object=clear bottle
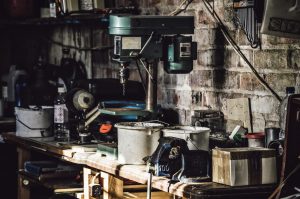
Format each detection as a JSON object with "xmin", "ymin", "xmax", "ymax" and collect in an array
[
  {"xmin": 54, "ymin": 86, "xmax": 70, "ymax": 142},
  {"xmin": 279, "ymin": 87, "xmax": 295, "ymax": 139}
]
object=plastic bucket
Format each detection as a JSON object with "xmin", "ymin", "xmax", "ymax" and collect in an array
[
  {"xmin": 15, "ymin": 106, "xmax": 54, "ymax": 137},
  {"xmin": 115, "ymin": 122, "xmax": 164, "ymax": 164},
  {"xmin": 162, "ymin": 126, "xmax": 211, "ymax": 151}
]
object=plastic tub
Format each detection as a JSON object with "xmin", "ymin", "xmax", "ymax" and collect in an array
[
  {"xmin": 246, "ymin": 133, "xmax": 265, "ymax": 148},
  {"xmin": 162, "ymin": 126, "xmax": 211, "ymax": 151},
  {"xmin": 115, "ymin": 122, "xmax": 164, "ymax": 164},
  {"xmin": 15, "ymin": 106, "xmax": 54, "ymax": 137}
]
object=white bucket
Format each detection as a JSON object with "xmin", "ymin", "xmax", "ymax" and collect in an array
[
  {"xmin": 15, "ymin": 106, "xmax": 54, "ymax": 137},
  {"xmin": 162, "ymin": 126, "xmax": 211, "ymax": 151},
  {"xmin": 115, "ymin": 122, "xmax": 164, "ymax": 164}
]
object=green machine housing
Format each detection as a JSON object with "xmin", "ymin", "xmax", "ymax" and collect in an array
[{"xmin": 109, "ymin": 15, "xmax": 197, "ymax": 74}]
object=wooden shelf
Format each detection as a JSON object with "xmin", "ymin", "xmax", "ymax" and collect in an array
[
  {"xmin": 18, "ymin": 169, "xmax": 83, "ymax": 193},
  {"xmin": 0, "ymin": 14, "xmax": 109, "ymax": 28}
]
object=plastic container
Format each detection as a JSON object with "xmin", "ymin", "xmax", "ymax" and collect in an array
[
  {"xmin": 162, "ymin": 126, "xmax": 211, "ymax": 151},
  {"xmin": 15, "ymin": 106, "xmax": 54, "ymax": 137},
  {"xmin": 115, "ymin": 122, "xmax": 164, "ymax": 164},
  {"xmin": 246, "ymin": 133, "xmax": 265, "ymax": 148}
]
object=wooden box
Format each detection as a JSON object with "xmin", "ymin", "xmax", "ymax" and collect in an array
[{"xmin": 212, "ymin": 147, "xmax": 277, "ymax": 186}]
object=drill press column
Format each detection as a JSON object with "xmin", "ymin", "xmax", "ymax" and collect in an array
[{"xmin": 146, "ymin": 61, "xmax": 158, "ymax": 112}]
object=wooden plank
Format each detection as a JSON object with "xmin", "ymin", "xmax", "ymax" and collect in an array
[
  {"xmin": 101, "ymin": 171, "xmax": 123, "ymax": 199},
  {"xmin": 17, "ymin": 147, "xmax": 31, "ymax": 199},
  {"xmin": 227, "ymin": 98, "xmax": 253, "ymax": 133},
  {"xmin": 83, "ymin": 167, "xmax": 92, "ymax": 199}
]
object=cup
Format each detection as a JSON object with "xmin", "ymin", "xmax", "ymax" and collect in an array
[{"xmin": 265, "ymin": 128, "xmax": 280, "ymax": 148}]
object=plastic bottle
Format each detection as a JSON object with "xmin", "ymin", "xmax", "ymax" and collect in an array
[
  {"xmin": 279, "ymin": 87, "xmax": 295, "ymax": 139},
  {"xmin": 54, "ymin": 86, "xmax": 70, "ymax": 142}
]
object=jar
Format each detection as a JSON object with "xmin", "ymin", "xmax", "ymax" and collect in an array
[
  {"xmin": 5, "ymin": 0, "xmax": 34, "ymax": 18},
  {"xmin": 246, "ymin": 132, "xmax": 265, "ymax": 148}
]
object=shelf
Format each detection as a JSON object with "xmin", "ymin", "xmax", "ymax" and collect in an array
[
  {"xmin": 0, "ymin": 14, "xmax": 109, "ymax": 28},
  {"xmin": 19, "ymin": 169, "xmax": 83, "ymax": 192}
]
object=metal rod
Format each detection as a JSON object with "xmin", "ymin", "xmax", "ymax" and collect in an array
[
  {"xmin": 145, "ymin": 61, "xmax": 158, "ymax": 112},
  {"xmin": 139, "ymin": 59, "xmax": 154, "ymax": 80},
  {"xmin": 147, "ymin": 172, "xmax": 152, "ymax": 199}
]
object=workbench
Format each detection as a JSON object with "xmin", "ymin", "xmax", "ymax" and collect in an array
[{"xmin": 3, "ymin": 132, "xmax": 276, "ymax": 199}]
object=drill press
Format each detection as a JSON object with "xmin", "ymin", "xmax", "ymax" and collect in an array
[{"xmin": 109, "ymin": 15, "xmax": 197, "ymax": 113}]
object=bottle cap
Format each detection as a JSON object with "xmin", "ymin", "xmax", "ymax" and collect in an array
[{"xmin": 286, "ymin": 87, "xmax": 295, "ymax": 94}]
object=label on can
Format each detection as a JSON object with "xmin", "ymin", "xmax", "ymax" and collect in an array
[{"xmin": 54, "ymin": 104, "xmax": 68, "ymax": 123}]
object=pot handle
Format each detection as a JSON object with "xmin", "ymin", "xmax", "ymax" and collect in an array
[{"xmin": 146, "ymin": 120, "xmax": 170, "ymax": 127}]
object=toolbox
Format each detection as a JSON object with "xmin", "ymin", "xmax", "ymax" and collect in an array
[{"xmin": 212, "ymin": 147, "xmax": 277, "ymax": 186}]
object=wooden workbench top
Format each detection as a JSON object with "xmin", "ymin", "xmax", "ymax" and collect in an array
[{"xmin": 3, "ymin": 132, "xmax": 276, "ymax": 198}]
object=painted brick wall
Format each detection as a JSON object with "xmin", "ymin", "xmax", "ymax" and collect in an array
[{"xmin": 117, "ymin": 0, "xmax": 300, "ymax": 132}]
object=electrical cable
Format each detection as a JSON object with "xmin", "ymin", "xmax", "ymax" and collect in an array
[
  {"xmin": 168, "ymin": 0, "xmax": 193, "ymax": 16},
  {"xmin": 202, "ymin": 0, "xmax": 282, "ymax": 102}
]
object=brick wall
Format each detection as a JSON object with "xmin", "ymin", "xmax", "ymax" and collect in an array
[{"xmin": 116, "ymin": 0, "xmax": 300, "ymax": 132}]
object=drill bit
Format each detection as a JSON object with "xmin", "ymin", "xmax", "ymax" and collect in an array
[{"xmin": 119, "ymin": 65, "xmax": 129, "ymax": 96}]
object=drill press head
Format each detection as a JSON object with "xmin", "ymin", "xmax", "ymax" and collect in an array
[{"xmin": 109, "ymin": 15, "xmax": 197, "ymax": 95}]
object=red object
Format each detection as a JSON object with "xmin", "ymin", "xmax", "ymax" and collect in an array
[
  {"xmin": 5, "ymin": 0, "xmax": 34, "ymax": 18},
  {"xmin": 99, "ymin": 124, "xmax": 113, "ymax": 134},
  {"xmin": 246, "ymin": 132, "xmax": 265, "ymax": 139}
]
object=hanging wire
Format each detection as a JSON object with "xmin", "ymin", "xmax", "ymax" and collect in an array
[
  {"xmin": 202, "ymin": 0, "xmax": 282, "ymax": 102},
  {"xmin": 167, "ymin": 0, "xmax": 281, "ymax": 101}
]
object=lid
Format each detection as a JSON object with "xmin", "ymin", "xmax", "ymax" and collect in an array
[
  {"xmin": 162, "ymin": 126, "xmax": 210, "ymax": 134},
  {"xmin": 115, "ymin": 122, "xmax": 164, "ymax": 130},
  {"xmin": 245, "ymin": 132, "xmax": 265, "ymax": 139}
]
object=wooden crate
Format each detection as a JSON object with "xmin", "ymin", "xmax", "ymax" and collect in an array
[{"xmin": 212, "ymin": 147, "xmax": 277, "ymax": 186}]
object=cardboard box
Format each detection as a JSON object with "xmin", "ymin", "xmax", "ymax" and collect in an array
[{"xmin": 212, "ymin": 147, "xmax": 277, "ymax": 186}]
